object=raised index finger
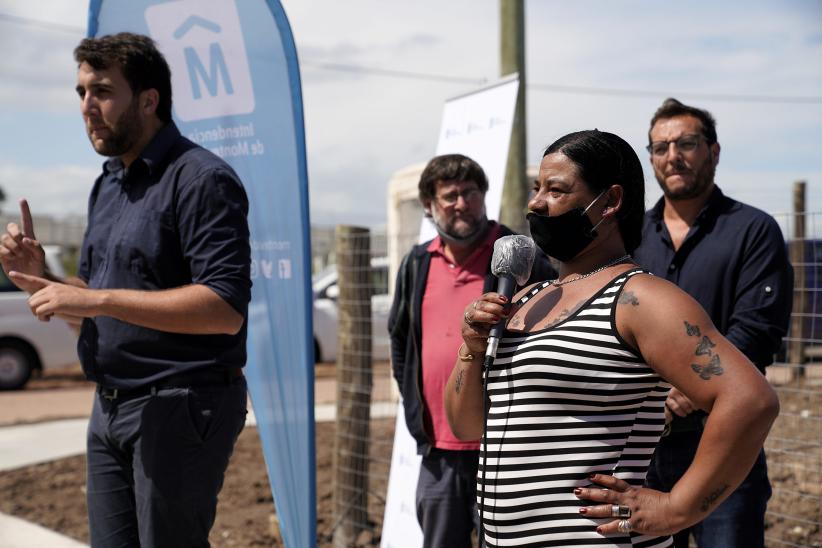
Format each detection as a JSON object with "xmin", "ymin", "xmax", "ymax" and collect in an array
[{"xmin": 19, "ymin": 199, "xmax": 35, "ymax": 239}]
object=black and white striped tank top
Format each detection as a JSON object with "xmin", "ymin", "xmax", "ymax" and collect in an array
[{"xmin": 479, "ymin": 268, "xmax": 672, "ymax": 548}]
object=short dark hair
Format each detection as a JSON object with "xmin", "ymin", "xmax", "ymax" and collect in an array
[
  {"xmin": 74, "ymin": 32, "xmax": 173, "ymax": 123},
  {"xmin": 418, "ymin": 154, "xmax": 489, "ymax": 203},
  {"xmin": 648, "ymin": 97, "xmax": 717, "ymax": 145},
  {"xmin": 543, "ymin": 130, "xmax": 645, "ymax": 253}
]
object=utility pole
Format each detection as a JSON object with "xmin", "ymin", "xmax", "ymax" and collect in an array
[{"xmin": 499, "ymin": 0, "xmax": 527, "ymax": 234}]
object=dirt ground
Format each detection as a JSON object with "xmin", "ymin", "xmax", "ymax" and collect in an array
[
  {"xmin": 0, "ymin": 421, "xmax": 394, "ymax": 547},
  {"xmin": 1, "ymin": 366, "xmax": 820, "ymax": 547},
  {"xmin": 0, "ymin": 364, "xmax": 393, "ymax": 547}
]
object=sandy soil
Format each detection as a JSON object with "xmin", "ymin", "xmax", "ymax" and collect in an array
[
  {"xmin": 1, "ymin": 365, "xmax": 820, "ymax": 547},
  {"xmin": 0, "ymin": 363, "xmax": 393, "ymax": 547}
]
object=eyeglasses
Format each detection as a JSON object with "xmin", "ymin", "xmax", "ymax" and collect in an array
[
  {"xmin": 646, "ymin": 134, "xmax": 705, "ymax": 157},
  {"xmin": 435, "ymin": 188, "xmax": 483, "ymax": 206}
]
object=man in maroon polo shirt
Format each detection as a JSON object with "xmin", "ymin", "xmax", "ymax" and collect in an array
[{"xmin": 389, "ymin": 154, "xmax": 555, "ymax": 547}]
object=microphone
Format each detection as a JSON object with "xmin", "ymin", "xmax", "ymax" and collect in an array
[
  {"xmin": 477, "ymin": 235, "xmax": 536, "ymax": 542},
  {"xmin": 484, "ymin": 235, "xmax": 536, "ymax": 362}
]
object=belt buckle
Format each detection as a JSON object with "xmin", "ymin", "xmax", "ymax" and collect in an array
[{"xmin": 101, "ymin": 388, "xmax": 119, "ymax": 401}]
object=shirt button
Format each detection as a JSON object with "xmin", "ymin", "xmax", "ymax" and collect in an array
[
  {"xmin": 765, "ymin": 286, "xmax": 773, "ymax": 293},
  {"xmin": 668, "ymin": 264, "xmax": 676, "ymax": 272}
]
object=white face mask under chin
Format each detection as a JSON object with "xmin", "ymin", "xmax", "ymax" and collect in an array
[{"xmin": 429, "ymin": 212, "xmax": 489, "ymax": 247}]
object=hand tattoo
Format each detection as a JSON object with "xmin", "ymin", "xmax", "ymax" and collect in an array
[
  {"xmin": 700, "ymin": 484, "xmax": 729, "ymax": 512},
  {"xmin": 618, "ymin": 290, "xmax": 639, "ymax": 306},
  {"xmin": 684, "ymin": 321, "xmax": 701, "ymax": 337},
  {"xmin": 691, "ymin": 354, "xmax": 724, "ymax": 380},
  {"xmin": 695, "ymin": 336, "xmax": 716, "ymax": 356},
  {"xmin": 455, "ymin": 369, "xmax": 465, "ymax": 394}
]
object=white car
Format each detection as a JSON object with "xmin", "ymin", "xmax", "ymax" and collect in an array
[
  {"xmin": 313, "ymin": 257, "xmax": 391, "ymax": 363},
  {"xmin": 0, "ymin": 246, "xmax": 80, "ymax": 389}
]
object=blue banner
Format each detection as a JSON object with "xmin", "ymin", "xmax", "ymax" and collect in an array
[{"xmin": 88, "ymin": 1, "xmax": 315, "ymax": 546}]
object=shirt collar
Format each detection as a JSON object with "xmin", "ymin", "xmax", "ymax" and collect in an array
[
  {"xmin": 101, "ymin": 121, "xmax": 181, "ymax": 179},
  {"xmin": 648, "ymin": 185, "xmax": 725, "ymax": 226}
]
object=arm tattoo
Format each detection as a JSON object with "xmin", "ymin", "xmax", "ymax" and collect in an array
[
  {"xmin": 455, "ymin": 369, "xmax": 465, "ymax": 394},
  {"xmin": 684, "ymin": 322, "xmax": 723, "ymax": 379},
  {"xmin": 691, "ymin": 354, "xmax": 724, "ymax": 380},
  {"xmin": 618, "ymin": 290, "xmax": 639, "ymax": 306},
  {"xmin": 695, "ymin": 336, "xmax": 716, "ymax": 356},
  {"xmin": 684, "ymin": 321, "xmax": 701, "ymax": 337},
  {"xmin": 699, "ymin": 484, "xmax": 729, "ymax": 512}
]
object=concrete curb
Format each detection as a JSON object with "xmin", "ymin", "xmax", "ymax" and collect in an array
[{"xmin": 0, "ymin": 512, "xmax": 88, "ymax": 548}]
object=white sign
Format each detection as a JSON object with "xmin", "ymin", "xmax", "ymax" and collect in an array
[
  {"xmin": 145, "ymin": 0, "xmax": 255, "ymax": 121},
  {"xmin": 383, "ymin": 75, "xmax": 520, "ymax": 548},
  {"xmin": 419, "ymin": 74, "xmax": 520, "ymax": 242},
  {"xmin": 380, "ymin": 404, "xmax": 424, "ymax": 548}
]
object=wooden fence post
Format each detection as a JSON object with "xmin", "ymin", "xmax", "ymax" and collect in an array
[
  {"xmin": 788, "ymin": 181, "xmax": 807, "ymax": 371},
  {"xmin": 332, "ymin": 225, "xmax": 373, "ymax": 547}
]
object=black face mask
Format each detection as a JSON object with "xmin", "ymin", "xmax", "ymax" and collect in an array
[{"xmin": 526, "ymin": 191, "xmax": 606, "ymax": 262}]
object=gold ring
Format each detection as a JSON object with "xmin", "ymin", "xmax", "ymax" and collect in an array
[{"xmin": 464, "ymin": 310, "xmax": 475, "ymax": 326}]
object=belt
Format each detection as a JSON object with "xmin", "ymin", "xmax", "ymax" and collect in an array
[{"xmin": 97, "ymin": 367, "xmax": 243, "ymax": 402}]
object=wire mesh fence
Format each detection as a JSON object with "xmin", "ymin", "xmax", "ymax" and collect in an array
[
  {"xmin": 327, "ymin": 206, "xmax": 822, "ymax": 547},
  {"xmin": 325, "ymin": 226, "xmax": 395, "ymax": 547},
  {"xmin": 765, "ymin": 209, "xmax": 822, "ymax": 547}
]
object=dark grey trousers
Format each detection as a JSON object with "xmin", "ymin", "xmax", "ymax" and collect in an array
[
  {"xmin": 416, "ymin": 448, "xmax": 481, "ymax": 548},
  {"xmin": 86, "ymin": 377, "xmax": 247, "ymax": 548}
]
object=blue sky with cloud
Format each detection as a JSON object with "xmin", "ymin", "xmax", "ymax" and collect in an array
[{"xmin": 0, "ymin": 0, "xmax": 819, "ymax": 232}]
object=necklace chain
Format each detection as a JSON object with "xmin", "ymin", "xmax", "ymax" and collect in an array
[{"xmin": 549, "ymin": 254, "xmax": 632, "ymax": 287}]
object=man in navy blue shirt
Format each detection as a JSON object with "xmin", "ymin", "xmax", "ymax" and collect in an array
[
  {"xmin": 634, "ymin": 98, "xmax": 793, "ymax": 548},
  {"xmin": 0, "ymin": 33, "xmax": 250, "ymax": 546}
]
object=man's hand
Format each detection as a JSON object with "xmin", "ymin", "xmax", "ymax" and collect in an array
[
  {"xmin": 10, "ymin": 272, "xmax": 101, "ymax": 322},
  {"xmin": 0, "ymin": 199, "xmax": 47, "ymax": 293},
  {"xmin": 665, "ymin": 387, "xmax": 699, "ymax": 418}
]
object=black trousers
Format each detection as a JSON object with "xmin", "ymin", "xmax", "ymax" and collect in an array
[
  {"xmin": 416, "ymin": 448, "xmax": 481, "ymax": 548},
  {"xmin": 86, "ymin": 376, "xmax": 247, "ymax": 548},
  {"xmin": 645, "ymin": 429, "xmax": 771, "ymax": 548}
]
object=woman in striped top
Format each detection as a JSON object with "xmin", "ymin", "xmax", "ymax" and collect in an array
[{"xmin": 444, "ymin": 130, "xmax": 779, "ymax": 547}]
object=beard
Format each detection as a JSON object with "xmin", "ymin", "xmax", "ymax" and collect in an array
[
  {"xmin": 87, "ymin": 97, "xmax": 143, "ymax": 158},
  {"xmin": 655, "ymin": 151, "xmax": 716, "ymax": 201},
  {"xmin": 430, "ymin": 207, "xmax": 489, "ymax": 246}
]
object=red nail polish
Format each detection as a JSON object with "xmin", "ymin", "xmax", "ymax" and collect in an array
[
  {"xmin": 579, "ymin": 507, "xmax": 587, "ymax": 514},
  {"xmin": 574, "ymin": 488, "xmax": 582, "ymax": 496},
  {"xmin": 500, "ymin": 295, "xmax": 508, "ymax": 303},
  {"xmin": 596, "ymin": 527, "xmax": 603, "ymax": 535},
  {"xmin": 588, "ymin": 474, "xmax": 597, "ymax": 481}
]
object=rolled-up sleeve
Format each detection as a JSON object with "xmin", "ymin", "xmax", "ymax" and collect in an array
[{"xmin": 176, "ymin": 167, "xmax": 252, "ymax": 316}]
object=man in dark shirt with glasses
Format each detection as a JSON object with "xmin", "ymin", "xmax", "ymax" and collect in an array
[{"xmin": 633, "ymin": 97, "xmax": 793, "ymax": 548}]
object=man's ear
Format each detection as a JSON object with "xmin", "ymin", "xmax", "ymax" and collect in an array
[
  {"xmin": 422, "ymin": 199, "xmax": 432, "ymax": 218},
  {"xmin": 140, "ymin": 89, "xmax": 160, "ymax": 116},
  {"xmin": 710, "ymin": 142, "xmax": 721, "ymax": 167}
]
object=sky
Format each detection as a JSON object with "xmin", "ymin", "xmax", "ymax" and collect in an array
[{"xmin": 0, "ymin": 0, "xmax": 820, "ymax": 236}]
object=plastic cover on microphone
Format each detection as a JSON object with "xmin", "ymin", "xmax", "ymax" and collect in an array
[{"xmin": 491, "ymin": 235, "xmax": 536, "ymax": 286}]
